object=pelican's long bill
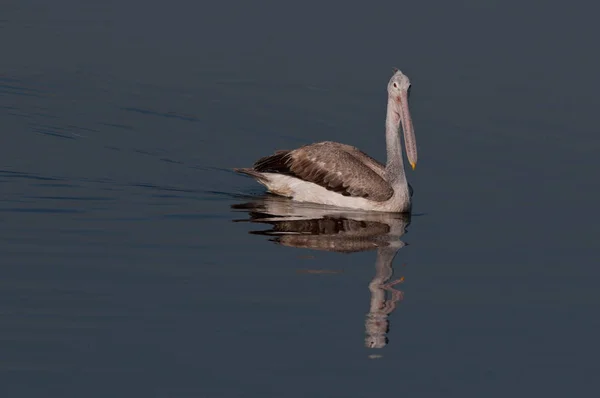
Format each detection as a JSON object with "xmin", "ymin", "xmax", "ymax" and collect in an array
[{"xmin": 399, "ymin": 89, "xmax": 417, "ymax": 170}]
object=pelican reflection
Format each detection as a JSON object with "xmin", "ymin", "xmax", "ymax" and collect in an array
[{"xmin": 232, "ymin": 195, "xmax": 412, "ymax": 350}]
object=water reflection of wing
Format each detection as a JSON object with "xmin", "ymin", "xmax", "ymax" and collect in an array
[{"xmin": 232, "ymin": 194, "xmax": 410, "ymax": 253}]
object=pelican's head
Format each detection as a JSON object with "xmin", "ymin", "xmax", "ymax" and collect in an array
[
  {"xmin": 388, "ymin": 68, "xmax": 411, "ymax": 93},
  {"xmin": 387, "ymin": 68, "xmax": 417, "ymax": 170}
]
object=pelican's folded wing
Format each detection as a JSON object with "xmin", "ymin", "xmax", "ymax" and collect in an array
[{"xmin": 253, "ymin": 142, "xmax": 393, "ymax": 202}]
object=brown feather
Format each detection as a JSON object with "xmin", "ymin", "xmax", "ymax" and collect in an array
[{"xmin": 253, "ymin": 150, "xmax": 292, "ymax": 173}]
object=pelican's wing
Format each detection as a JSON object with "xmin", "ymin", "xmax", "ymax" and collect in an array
[{"xmin": 253, "ymin": 141, "xmax": 393, "ymax": 202}]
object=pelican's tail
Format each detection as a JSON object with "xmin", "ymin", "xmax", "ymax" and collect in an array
[{"xmin": 234, "ymin": 168, "xmax": 270, "ymax": 184}]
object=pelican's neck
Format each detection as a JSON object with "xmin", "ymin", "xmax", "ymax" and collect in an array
[{"xmin": 384, "ymin": 97, "xmax": 407, "ymax": 187}]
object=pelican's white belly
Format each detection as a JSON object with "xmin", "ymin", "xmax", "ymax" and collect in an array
[{"xmin": 258, "ymin": 173, "xmax": 410, "ymax": 213}]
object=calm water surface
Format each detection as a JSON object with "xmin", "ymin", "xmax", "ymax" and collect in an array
[{"xmin": 2, "ymin": 1, "xmax": 599, "ymax": 396}]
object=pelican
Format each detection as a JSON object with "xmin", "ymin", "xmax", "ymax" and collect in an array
[{"xmin": 234, "ymin": 68, "xmax": 417, "ymax": 213}]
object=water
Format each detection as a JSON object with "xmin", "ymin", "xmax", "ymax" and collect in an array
[{"xmin": 2, "ymin": 0, "xmax": 599, "ymax": 396}]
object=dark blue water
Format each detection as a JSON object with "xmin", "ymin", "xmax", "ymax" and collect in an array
[{"xmin": 2, "ymin": 1, "xmax": 599, "ymax": 396}]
